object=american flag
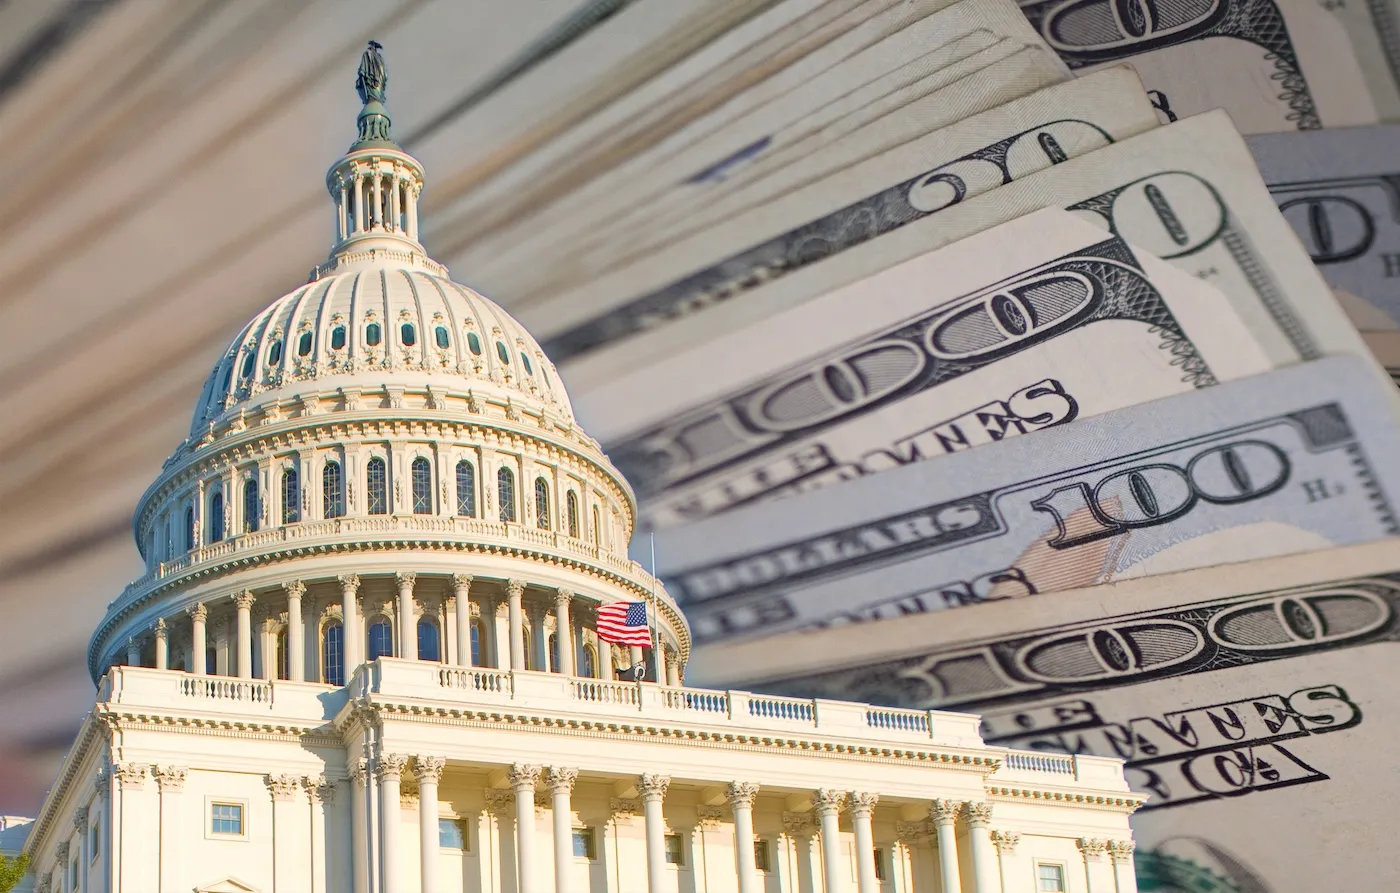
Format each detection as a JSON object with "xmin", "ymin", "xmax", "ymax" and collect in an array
[{"xmin": 595, "ymin": 601, "xmax": 652, "ymax": 646}]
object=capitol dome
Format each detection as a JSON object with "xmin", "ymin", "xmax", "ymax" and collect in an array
[{"xmin": 87, "ymin": 50, "xmax": 686, "ymax": 688}]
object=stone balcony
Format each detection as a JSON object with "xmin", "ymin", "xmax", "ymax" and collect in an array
[{"xmin": 96, "ymin": 660, "xmax": 1134, "ymax": 796}]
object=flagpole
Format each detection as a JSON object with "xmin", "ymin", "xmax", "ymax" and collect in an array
[{"xmin": 648, "ymin": 532, "xmax": 659, "ymax": 682}]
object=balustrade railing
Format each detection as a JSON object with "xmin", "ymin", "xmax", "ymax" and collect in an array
[
  {"xmin": 571, "ymin": 678, "xmax": 641, "ymax": 707},
  {"xmin": 439, "ymin": 666, "xmax": 512, "ymax": 695},
  {"xmin": 1002, "ymin": 751, "xmax": 1076, "ymax": 774},
  {"xmin": 747, "ymin": 695, "xmax": 816, "ymax": 723},
  {"xmin": 179, "ymin": 676, "xmax": 273, "ymax": 704},
  {"xmin": 865, "ymin": 707, "xmax": 932, "ymax": 734}
]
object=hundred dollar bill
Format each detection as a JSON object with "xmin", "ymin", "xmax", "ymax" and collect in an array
[
  {"xmin": 1249, "ymin": 125, "xmax": 1400, "ymax": 330},
  {"xmin": 573, "ymin": 112, "xmax": 1389, "ymax": 444},
  {"xmin": 589, "ymin": 208, "xmax": 1277, "ymax": 528},
  {"xmin": 1016, "ymin": 0, "xmax": 1393, "ymax": 132},
  {"xmin": 545, "ymin": 67, "xmax": 1160, "ymax": 383},
  {"xmin": 453, "ymin": 0, "xmax": 1068, "ymax": 288},
  {"xmin": 684, "ymin": 538, "xmax": 1400, "ymax": 892},
  {"xmin": 649, "ymin": 356, "xmax": 1400, "ymax": 644}
]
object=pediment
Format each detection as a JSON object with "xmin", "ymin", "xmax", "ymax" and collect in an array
[{"xmin": 194, "ymin": 877, "xmax": 260, "ymax": 893}]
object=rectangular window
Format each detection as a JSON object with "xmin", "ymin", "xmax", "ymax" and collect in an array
[
  {"xmin": 89, "ymin": 817, "xmax": 100, "ymax": 861},
  {"xmin": 664, "ymin": 833, "xmax": 685, "ymax": 866},
  {"xmin": 572, "ymin": 827, "xmax": 597, "ymax": 860},
  {"xmin": 754, "ymin": 838, "xmax": 772, "ymax": 872},
  {"xmin": 70, "ymin": 857, "xmax": 78, "ymax": 888},
  {"xmin": 874, "ymin": 847, "xmax": 887, "ymax": 881},
  {"xmin": 438, "ymin": 818, "xmax": 467, "ymax": 850},
  {"xmin": 210, "ymin": 802, "xmax": 244, "ymax": 836},
  {"xmin": 1038, "ymin": 863, "xmax": 1067, "ymax": 892}
]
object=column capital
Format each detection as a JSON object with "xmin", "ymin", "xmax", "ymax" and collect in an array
[
  {"xmin": 697, "ymin": 805, "xmax": 725, "ymax": 829},
  {"xmin": 782, "ymin": 810, "xmax": 816, "ymax": 837},
  {"xmin": 153, "ymin": 617, "xmax": 169, "ymax": 640},
  {"xmin": 848, "ymin": 791, "xmax": 879, "ymax": 818},
  {"xmin": 484, "ymin": 788, "xmax": 516, "ymax": 818},
  {"xmin": 547, "ymin": 766, "xmax": 578, "ymax": 795},
  {"xmin": 92, "ymin": 768, "xmax": 109, "ymax": 799},
  {"xmin": 608, "ymin": 797, "xmax": 640, "ymax": 821},
  {"xmin": 72, "ymin": 806, "xmax": 88, "ymax": 834},
  {"xmin": 637, "ymin": 773, "xmax": 670, "ymax": 801},
  {"xmin": 507, "ymin": 763, "xmax": 540, "ymax": 791},
  {"xmin": 896, "ymin": 819, "xmax": 932, "ymax": 844},
  {"xmin": 282, "ymin": 580, "xmax": 306, "ymax": 599},
  {"xmin": 507, "ymin": 579, "xmax": 526, "ymax": 598},
  {"xmin": 395, "ymin": 571, "xmax": 417, "ymax": 589},
  {"xmin": 154, "ymin": 765, "xmax": 188, "ymax": 792},
  {"xmin": 1077, "ymin": 837, "xmax": 1108, "ymax": 860},
  {"xmin": 304, "ymin": 775, "xmax": 336, "ymax": 804},
  {"xmin": 187, "ymin": 602, "xmax": 208, "ymax": 621},
  {"xmin": 375, "ymin": 753, "xmax": 409, "ymax": 782},
  {"xmin": 233, "ymin": 590, "xmax": 256, "ymax": 610},
  {"xmin": 452, "ymin": 573, "xmax": 474, "ymax": 590},
  {"xmin": 814, "ymin": 788, "xmax": 846, "ymax": 816},
  {"xmin": 55, "ymin": 841, "xmax": 69, "ymax": 862},
  {"xmin": 555, "ymin": 587, "xmax": 574, "ymax": 605},
  {"xmin": 964, "ymin": 801, "xmax": 993, "ymax": 828},
  {"xmin": 930, "ymin": 798, "xmax": 963, "ymax": 826},
  {"xmin": 412, "ymin": 755, "xmax": 446, "ymax": 784},
  {"xmin": 114, "ymin": 762, "xmax": 148, "ymax": 790},
  {"xmin": 726, "ymin": 781, "xmax": 759, "ymax": 809},
  {"xmin": 267, "ymin": 773, "xmax": 302, "ymax": 801},
  {"xmin": 1107, "ymin": 839, "xmax": 1136, "ymax": 862},
  {"xmin": 350, "ymin": 758, "xmax": 371, "ymax": 788},
  {"xmin": 991, "ymin": 830, "xmax": 1021, "ymax": 854},
  {"xmin": 338, "ymin": 573, "xmax": 361, "ymax": 594}
]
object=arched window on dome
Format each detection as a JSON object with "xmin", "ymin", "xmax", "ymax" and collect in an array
[
  {"xmin": 323, "ymin": 621, "xmax": 345, "ymax": 686},
  {"xmin": 298, "ymin": 331, "xmax": 313, "ymax": 356},
  {"xmin": 240, "ymin": 351, "xmax": 255, "ymax": 380},
  {"xmin": 497, "ymin": 467, "xmax": 516, "ymax": 523},
  {"xmin": 367, "ymin": 457, "xmax": 388, "ymax": 515},
  {"xmin": 534, "ymin": 478, "xmax": 550, "ymax": 530},
  {"xmin": 243, "ymin": 477, "xmax": 260, "ymax": 533},
  {"xmin": 365, "ymin": 322, "xmax": 382, "ymax": 347},
  {"xmin": 367, "ymin": 618, "xmax": 393, "ymax": 661},
  {"xmin": 581, "ymin": 643, "xmax": 597, "ymax": 678},
  {"xmin": 521, "ymin": 352, "xmax": 534, "ymax": 375},
  {"xmin": 467, "ymin": 332, "xmax": 482, "ymax": 356},
  {"xmin": 411, "ymin": 457, "xmax": 432, "ymax": 514},
  {"xmin": 400, "ymin": 323, "xmax": 416, "ymax": 347},
  {"xmin": 208, "ymin": 490, "xmax": 224, "ymax": 543},
  {"xmin": 495, "ymin": 342, "xmax": 511, "ymax": 365},
  {"xmin": 282, "ymin": 466, "xmax": 301, "ymax": 524},
  {"xmin": 417, "ymin": 618, "xmax": 440, "ymax": 662},
  {"xmin": 221, "ymin": 363, "xmax": 234, "ymax": 392},
  {"xmin": 323, "ymin": 460, "xmax": 345, "ymax": 519},
  {"xmin": 184, "ymin": 506, "xmax": 195, "ymax": 552},
  {"xmin": 330, "ymin": 325, "xmax": 347, "ymax": 350},
  {"xmin": 267, "ymin": 339, "xmax": 283, "ymax": 366},
  {"xmin": 470, "ymin": 618, "xmax": 484, "ymax": 667},
  {"xmin": 591, "ymin": 506, "xmax": 602, "ymax": 547},
  {"xmin": 456, "ymin": 460, "xmax": 476, "ymax": 517},
  {"xmin": 435, "ymin": 326, "xmax": 450, "ymax": 349},
  {"xmin": 566, "ymin": 491, "xmax": 580, "ymax": 538}
]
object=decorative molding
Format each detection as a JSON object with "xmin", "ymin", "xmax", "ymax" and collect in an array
[
  {"xmin": 412, "ymin": 755, "xmax": 446, "ymax": 784},
  {"xmin": 153, "ymin": 765, "xmax": 188, "ymax": 792},
  {"xmin": 267, "ymin": 774, "xmax": 302, "ymax": 802},
  {"xmin": 153, "ymin": 617, "xmax": 169, "ymax": 640},
  {"xmin": 896, "ymin": 819, "xmax": 932, "ymax": 843},
  {"xmin": 1077, "ymin": 837, "xmax": 1108, "ymax": 860},
  {"xmin": 964, "ymin": 801, "xmax": 993, "ymax": 828},
  {"xmin": 452, "ymin": 573, "xmax": 474, "ymax": 590},
  {"xmin": 813, "ymin": 789, "xmax": 846, "ymax": 816},
  {"xmin": 72, "ymin": 807, "xmax": 88, "ymax": 834},
  {"xmin": 507, "ymin": 579, "xmax": 525, "ymax": 599},
  {"xmin": 725, "ymin": 781, "xmax": 759, "ymax": 809},
  {"xmin": 609, "ymin": 797, "xmax": 640, "ymax": 821},
  {"xmin": 338, "ymin": 574, "xmax": 361, "ymax": 595},
  {"xmin": 930, "ymin": 798, "xmax": 963, "ymax": 825},
  {"xmin": 114, "ymin": 762, "xmax": 148, "ymax": 791},
  {"xmin": 349, "ymin": 758, "xmax": 370, "ymax": 788},
  {"xmin": 848, "ymin": 791, "xmax": 878, "ymax": 818},
  {"xmin": 54, "ymin": 842, "xmax": 69, "ymax": 862},
  {"xmin": 782, "ymin": 811, "xmax": 816, "ymax": 837},
  {"xmin": 305, "ymin": 775, "xmax": 336, "ymax": 804},
  {"xmin": 187, "ymin": 602, "xmax": 209, "ymax": 622},
  {"xmin": 375, "ymin": 753, "xmax": 408, "ymax": 782},
  {"xmin": 696, "ymin": 805, "xmax": 725, "ymax": 829},
  {"xmin": 547, "ymin": 767, "xmax": 578, "ymax": 795},
  {"xmin": 283, "ymin": 580, "xmax": 307, "ymax": 599},
  {"xmin": 484, "ymin": 788, "xmax": 515, "ymax": 818},
  {"xmin": 396, "ymin": 571, "xmax": 417, "ymax": 589},
  {"xmin": 638, "ymin": 773, "xmax": 670, "ymax": 801},
  {"xmin": 991, "ymin": 830, "xmax": 1020, "ymax": 854},
  {"xmin": 93, "ymin": 768, "xmax": 109, "ymax": 799},
  {"xmin": 233, "ymin": 590, "xmax": 256, "ymax": 611},
  {"xmin": 1107, "ymin": 839, "xmax": 1136, "ymax": 862},
  {"xmin": 507, "ymin": 763, "xmax": 539, "ymax": 791},
  {"xmin": 555, "ymin": 586, "xmax": 574, "ymax": 606}
]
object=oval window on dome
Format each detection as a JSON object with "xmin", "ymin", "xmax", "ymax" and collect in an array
[
  {"xmin": 366, "ymin": 323, "xmax": 382, "ymax": 346},
  {"xmin": 330, "ymin": 326, "xmax": 346, "ymax": 350},
  {"xmin": 298, "ymin": 332, "xmax": 313, "ymax": 356},
  {"xmin": 401, "ymin": 323, "xmax": 416, "ymax": 346},
  {"xmin": 496, "ymin": 342, "xmax": 510, "ymax": 364},
  {"xmin": 521, "ymin": 352, "xmax": 533, "ymax": 375},
  {"xmin": 435, "ymin": 325, "xmax": 450, "ymax": 349},
  {"xmin": 267, "ymin": 340, "xmax": 282, "ymax": 365},
  {"xmin": 222, "ymin": 364, "xmax": 234, "ymax": 390},
  {"xmin": 467, "ymin": 332, "xmax": 482, "ymax": 355},
  {"xmin": 240, "ymin": 352, "xmax": 256, "ymax": 379}
]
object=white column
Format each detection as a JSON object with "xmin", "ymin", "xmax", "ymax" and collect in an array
[
  {"xmin": 153, "ymin": 619, "xmax": 169, "ymax": 670},
  {"xmin": 406, "ymin": 185, "xmax": 418, "ymax": 240},
  {"xmin": 453, "ymin": 574, "xmax": 473, "ymax": 667},
  {"xmin": 656, "ymin": 642, "xmax": 670, "ymax": 686},
  {"xmin": 350, "ymin": 760, "xmax": 370, "ymax": 893},
  {"xmin": 549, "ymin": 768, "xmax": 579, "ymax": 893},
  {"xmin": 629, "ymin": 645, "xmax": 643, "ymax": 679},
  {"xmin": 188, "ymin": 604, "xmax": 207, "ymax": 674},
  {"xmin": 353, "ymin": 173, "xmax": 366, "ymax": 233},
  {"xmin": 992, "ymin": 831, "xmax": 1020, "ymax": 893},
  {"xmin": 389, "ymin": 171, "xmax": 401, "ymax": 231},
  {"xmin": 728, "ymin": 782, "xmax": 760, "ymax": 893},
  {"xmin": 850, "ymin": 793, "xmax": 879, "ymax": 893},
  {"xmin": 508, "ymin": 764, "xmax": 541, "ymax": 892},
  {"xmin": 284, "ymin": 581, "xmax": 306, "ymax": 681},
  {"xmin": 554, "ymin": 589, "xmax": 575, "ymax": 676},
  {"xmin": 56, "ymin": 841, "xmax": 70, "ymax": 893},
  {"xmin": 305, "ymin": 777, "xmax": 332, "ymax": 893},
  {"xmin": 666, "ymin": 649, "xmax": 681, "ymax": 686},
  {"xmin": 1078, "ymin": 838, "xmax": 1108, "ymax": 893},
  {"xmin": 371, "ymin": 171, "xmax": 383, "ymax": 229},
  {"xmin": 154, "ymin": 766, "xmax": 187, "ymax": 893},
  {"xmin": 234, "ymin": 591, "xmax": 255, "ymax": 679},
  {"xmin": 967, "ymin": 803, "xmax": 998, "ymax": 893},
  {"xmin": 639, "ymin": 774, "xmax": 670, "ymax": 893},
  {"xmin": 126, "ymin": 637, "xmax": 141, "ymax": 667},
  {"xmin": 931, "ymin": 799, "xmax": 964, "ymax": 893},
  {"xmin": 376, "ymin": 755, "xmax": 406, "ymax": 893},
  {"xmin": 338, "ymin": 180, "xmax": 349, "ymax": 240},
  {"xmin": 1108, "ymin": 839, "xmax": 1136, "ymax": 893},
  {"xmin": 507, "ymin": 580, "xmax": 526, "ymax": 671},
  {"xmin": 815, "ymin": 790, "xmax": 847, "ymax": 893},
  {"xmin": 414, "ymin": 757, "xmax": 445, "ymax": 893},
  {"xmin": 396, "ymin": 572, "xmax": 417, "ymax": 660},
  {"xmin": 95, "ymin": 769, "xmax": 112, "ymax": 893},
  {"xmin": 341, "ymin": 575, "xmax": 363, "ymax": 675}
]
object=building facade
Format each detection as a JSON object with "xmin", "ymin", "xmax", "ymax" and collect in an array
[{"xmin": 17, "ymin": 45, "xmax": 1143, "ymax": 893}]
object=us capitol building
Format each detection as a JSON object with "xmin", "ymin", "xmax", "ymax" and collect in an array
[{"xmin": 16, "ymin": 45, "xmax": 1143, "ymax": 893}]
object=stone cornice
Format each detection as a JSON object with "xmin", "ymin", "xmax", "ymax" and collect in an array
[
  {"xmin": 24, "ymin": 711, "xmax": 103, "ymax": 859},
  {"xmin": 985, "ymin": 784, "xmax": 1146, "ymax": 813}
]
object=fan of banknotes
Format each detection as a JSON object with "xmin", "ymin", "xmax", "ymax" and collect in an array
[{"xmin": 440, "ymin": 0, "xmax": 1400, "ymax": 890}]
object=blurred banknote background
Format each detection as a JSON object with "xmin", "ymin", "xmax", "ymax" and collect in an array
[{"xmin": 8, "ymin": 0, "xmax": 1400, "ymax": 887}]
